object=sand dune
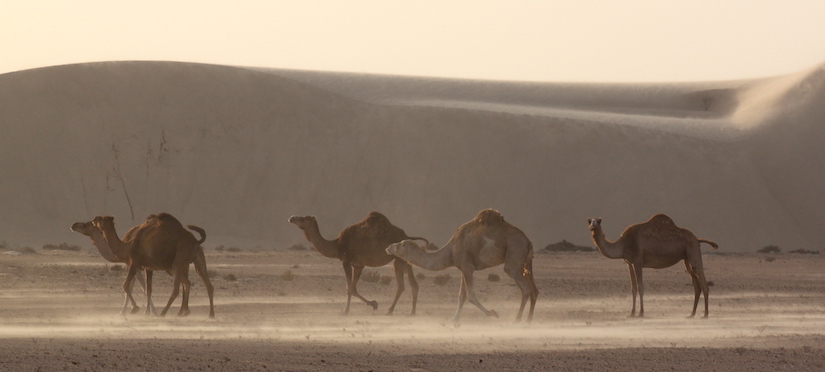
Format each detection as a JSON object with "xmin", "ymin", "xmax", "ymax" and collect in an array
[{"xmin": 0, "ymin": 61, "xmax": 822, "ymax": 251}]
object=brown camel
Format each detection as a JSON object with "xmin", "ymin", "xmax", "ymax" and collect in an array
[
  {"xmin": 93, "ymin": 213, "xmax": 215, "ymax": 318},
  {"xmin": 288, "ymin": 211, "xmax": 422, "ymax": 315},
  {"xmin": 587, "ymin": 214, "xmax": 718, "ymax": 318},
  {"xmin": 70, "ymin": 220, "xmax": 155, "ymax": 314},
  {"xmin": 385, "ymin": 209, "xmax": 538, "ymax": 323}
]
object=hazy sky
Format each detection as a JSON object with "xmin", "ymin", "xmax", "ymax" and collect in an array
[{"xmin": 3, "ymin": 1, "xmax": 825, "ymax": 82}]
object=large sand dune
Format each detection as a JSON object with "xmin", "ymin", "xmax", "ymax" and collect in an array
[{"xmin": 0, "ymin": 61, "xmax": 823, "ymax": 251}]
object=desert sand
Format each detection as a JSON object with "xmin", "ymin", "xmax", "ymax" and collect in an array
[
  {"xmin": 1, "ymin": 61, "xmax": 824, "ymax": 370},
  {"xmin": 1, "ymin": 247, "xmax": 824, "ymax": 370}
]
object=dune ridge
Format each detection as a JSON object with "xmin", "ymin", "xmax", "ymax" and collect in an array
[{"xmin": 0, "ymin": 61, "xmax": 822, "ymax": 251}]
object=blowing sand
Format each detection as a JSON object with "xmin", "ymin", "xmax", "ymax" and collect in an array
[{"xmin": 1, "ymin": 247, "xmax": 824, "ymax": 370}]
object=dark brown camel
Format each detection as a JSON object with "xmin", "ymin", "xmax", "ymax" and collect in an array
[
  {"xmin": 93, "ymin": 213, "xmax": 215, "ymax": 318},
  {"xmin": 588, "ymin": 214, "xmax": 718, "ymax": 318},
  {"xmin": 288, "ymin": 211, "xmax": 423, "ymax": 315}
]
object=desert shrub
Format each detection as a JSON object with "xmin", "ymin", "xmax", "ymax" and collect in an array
[
  {"xmin": 20, "ymin": 247, "xmax": 37, "ymax": 254},
  {"xmin": 214, "ymin": 245, "xmax": 225, "ymax": 252},
  {"xmin": 110, "ymin": 265, "xmax": 124, "ymax": 271},
  {"xmin": 292, "ymin": 264, "xmax": 300, "ymax": 269},
  {"xmin": 487, "ymin": 273, "xmax": 500, "ymax": 282},
  {"xmin": 707, "ymin": 281, "xmax": 715, "ymax": 287},
  {"xmin": 380, "ymin": 275, "xmax": 393, "ymax": 285},
  {"xmin": 208, "ymin": 269, "xmax": 219, "ymax": 278},
  {"xmin": 361, "ymin": 270, "xmax": 381, "ymax": 283},
  {"xmin": 544, "ymin": 239, "xmax": 594, "ymax": 253},
  {"xmin": 223, "ymin": 273, "xmax": 238, "ymax": 281},
  {"xmin": 434, "ymin": 274, "xmax": 451, "ymax": 286},
  {"xmin": 415, "ymin": 273, "xmax": 426, "ymax": 281},
  {"xmin": 227, "ymin": 247, "xmax": 242, "ymax": 252},
  {"xmin": 280, "ymin": 270, "xmax": 295, "ymax": 281},
  {"xmin": 288, "ymin": 243, "xmax": 308, "ymax": 251},
  {"xmin": 789, "ymin": 249, "xmax": 819, "ymax": 255},
  {"xmin": 42, "ymin": 243, "xmax": 81, "ymax": 251},
  {"xmin": 757, "ymin": 245, "xmax": 781, "ymax": 254},
  {"xmin": 765, "ymin": 257, "xmax": 776, "ymax": 263}
]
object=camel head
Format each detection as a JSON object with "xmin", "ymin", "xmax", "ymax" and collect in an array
[
  {"xmin": 92, "ymin": 215, "xmax": 116, "ymax": 231},
  {"xmin": 386, "ymin": 238, "xmax": 430, "ymax": 257},
  {"xmin": 287, "ymin": 215, "xmax": 317, "ymax": 231},
  {"xmin": 587, "ymin": 217, "xmax": 602, "ymax": 232},
  {"xmin": 70, "ymin": 221, "xmax": 98, "ymax": 236}
]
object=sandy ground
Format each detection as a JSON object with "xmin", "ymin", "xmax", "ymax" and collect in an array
[{"xmin": 1, "ymin": 248, "xmax": 825, "ymax": 371}]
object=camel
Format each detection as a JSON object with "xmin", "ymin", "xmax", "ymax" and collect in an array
[
  {"xmin": 70, "ymin": 220, "xmax": 156, "ymax": 314},
  {"xmin": 587, "ymin": 214, "xmax": 718, "ymax": 318},
  {"xmin": 288, "ymin": 211, "xmax": 423, "ymax": 315},
  {"xmin": 385, "ymin": 209, "xmax": 538, "ymax": 323},
  {"xmin": 93, "ymin": 213, "xmax": 215, "ymax": 318}
]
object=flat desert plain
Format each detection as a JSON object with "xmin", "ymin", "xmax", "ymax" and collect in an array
[{"xmin": 1, "ymin": 247, "xmax": 824, "ymax": 371}]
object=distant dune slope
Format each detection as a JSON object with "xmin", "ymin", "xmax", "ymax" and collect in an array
[{"xmin": 0, "ymin": 61, "xmax": 822, "ymax": 251}]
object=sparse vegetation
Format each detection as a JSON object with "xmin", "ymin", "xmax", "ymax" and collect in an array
[
  {"xmin": 380, "ymin": 275, "xmax": 393, "ymax": 285},
  {"xmin": 42, "ymin": 243, "xmax": 81, "ymax": 251},
  {"xmin": 487, "ymin": 273, "xmax": 500, "ymax": 282},
  {"xmin": 288, "ymin": 243, "xmax": 308, "ymax": 251},
  {"xmin": 757, "ymin": 245, "xmax": 781, "ymax": 254},
  {"xmin": 20, "ymin": 247, "xmax": 37, "ymax": 254},
  {"xmin": 361, "ymin": 270, "xmax": 381, "ymax": 283},
  {"xmin": 227, "ymin": 247, "xmax": 242, "ymax": 252},
  {"xmin": 789, "ymin": 249, "xmax": 820, "ymax": 255},
  {"xmin": 110, "ymin": 265, "xmax": 124, "ymax": 271},
  {"xmin": 544, "ymin": 239, "xmax": 594, "ymax": 253},
  {"xmin": 415, "ymin": 273, "xmax": 426, "ymax": 281},
  {"xmin": 434, "ymin": 274, "xmax": 451, "ymax": 286},
  {"xmin": 280, "ymin": 270, "xmax": 295, "ymax": 281},
  {"xmin": 223, "ymin": 273, "xmax": 238, "ymax": 281}
]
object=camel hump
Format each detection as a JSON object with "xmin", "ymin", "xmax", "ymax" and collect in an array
[
  {"xmin": 640, "ymin": 214, "xmax": 683, "ymax": 240},
  {"xmin": 363, "ymin": 211, "xmax": 391, "ymax": 226},
  {"xmin": 475, "ymin": 209, "xmax": 505, "ymax": 226}
]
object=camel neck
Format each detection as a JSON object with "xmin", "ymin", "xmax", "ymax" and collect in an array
[
  {"xmin": 98, "ymin": 226, "xmax": 132, "ymax": 262},
  {"xmin": 90, "ymin": 230, "xmax": 120, "ymax": 262},
  {"xmin": 591, "ymin": 229, "xmax": 625, "ymax": 259},
  {"xmin": 302, "ymin": 224, "xmax": 340, "ymax": 259},
  {"xmin": 399, "ymin": 241, "xmax": 455, "ymax": 271}
]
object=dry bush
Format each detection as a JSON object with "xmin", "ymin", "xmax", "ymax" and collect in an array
[
  {"xmin": 434, "ymin": 274, "xmax": 451, "ymax": 286},
  {"xmin": 20, "ymin": 247, "xmax": 37, "ymax": 254},
  {"xmin": 223, "ymin": 273, "xmax": 238, "ymax": 281},
  {"xmin": 544, "ymin": 239, "xmax": 594, "ymax": 253},
  {"xmin": 789, "ymin": 249, "xmax": 819, "ymax": 254},
  {"xmin": 757, "ymin": 245, "xmax": 781, "ymax": 254},
  {"xmin": 288, "ymin": 243, "xmax": 308, "ymax": 251},
  {"xmin": 361, "ymin": 270, "xmax": 380, "ymax": 283},
  {"xmin": 42, "ymin": 243, "xmax": 81, "ymax": 251},
  {"xmin": 380, "ymin": 275, "xmax": 393, "ymax": 285},
  {"xmin": 227, "ymin": 247, "xmax": 242, "ymax": 252},
  {"xmin": 415, "ymin": 273, "xmax": 426, "ymax": 281},
  {"xmin": 487, "ymin": 273, "xmax": 500, "ymax": 282},
  {"xmin": 280, "ymin": 270, "xmax": 295, "ymax": 281}
]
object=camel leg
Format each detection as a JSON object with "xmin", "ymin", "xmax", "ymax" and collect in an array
[
  {"xmin": 177, "ymin": 265, "xmax": 191, "ymax": 317},
  {"xmin": 451, "ymin": 275, "xmax": 469, "ymax": 323},
  {"xmin": 505, "ymin": 262, "xmax": 532, "ymax": 323},
  {"xmin": 685, "ymin": 260, "xmax": 701, "ymax": 318},
  {"xmin": 406, "ymin": 262, "xmax": 419, "ymax": 316},
  {"xmin": 525, "ymin": 260, "xmax": 538, "ymax": 323},
  {"xmin": 461, "ymin": 268, "xmax": 499, "ymax": 319},
  {"xmin": 120, "ymin": 275, "xmax": 138, "ymax": 315},
  {"xmin": 385, "ymin": 259, "xmax": 407, "ymax": 316},
  {"xmin": 342, "ymin": 262, "xmax": 354, "ymax": 315},
  {"xmin": 634, "ymin": 264, "xmax": 645, "ymax": 317},
  {"xmin": 628, "ymin": 264, "xmax": 639, "ymax": 317},
  {"xmin": 193, "ymin": 249, "xmax": 215, "ymax": 318},
  {"xmin": 121, "ymin": 264, "xmax": 141, "ymax": 315},
  {"xmin": 350, "ymin": 265, "xmax": 378, "ymax": 310},
  {"xmin": 144, "ymin": 270, "xmax": 154, "ymax": 316},
  {"xmin": 160, "ymin": 271, "xmax": 181, "ymax": 317},
  {"xmin": 688, "ymin": 260, "xmax": 711, "ymax": 318},
  {"xmin": 135, "ymin": 269, "xmax": 156, "ymax": 315}
]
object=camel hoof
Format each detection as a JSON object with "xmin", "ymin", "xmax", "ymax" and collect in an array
[
  {"xmin": 369, "ymin": 301, "xmax": 378, "ymax": 310},
  {"xmin": 130, "ymin": 307, "xmax": 141, "ymax": 314},
  {"xmin": 487, "ymin": 310, "xmax": 499, "ymax": 318}
]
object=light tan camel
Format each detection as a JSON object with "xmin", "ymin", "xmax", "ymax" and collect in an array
[
  {"xmin": 70, "ymin": 220, "xmax": 155, "ymax": 314},
  {"xmin": 288, "ymin": 211, "xmax": 423, "ymax": 315},
  {"xmin": 93, "ymin": 213, "xmax": 215, "ymax": 318},
  {"xmin": 587, "ymin": 214, "xmax": 718, "ymax": 318},
  {"xmin": 385, "ymin": 209, "xmax": 538, "ymax": 323}
]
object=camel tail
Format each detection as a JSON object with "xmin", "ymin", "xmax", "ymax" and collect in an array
[
  {"xmin": 187, "ymin": 225, "xmax": 207, "ymax": 244},
  {"xmin": 699, "ymin": 239, "xmax": 718, "ymax": 249}
]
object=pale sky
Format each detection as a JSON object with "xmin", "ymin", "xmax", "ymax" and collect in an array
[{"xmin": 3, "ymin": 1, "xmax": 825, "ymax": 82}]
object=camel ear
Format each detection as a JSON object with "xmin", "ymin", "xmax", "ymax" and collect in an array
[
  {"xmin": 597, "ymin": 218, "xmax": 602, "ymax": 223},
  {"xmin": 587, "ymin": 218, "xmax": 592, "ymax": 224}
]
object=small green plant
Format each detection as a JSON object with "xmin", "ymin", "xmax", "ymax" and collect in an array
[
  {"xmin": 487, "ymin": 273, "xmax": 500, "ymax": 282},
  {"xmin": 361, "ymin": 270, "xmax": 381, "ymax": 283},
  {"xmin": 280, "ymin": 270, "xmax": 295, "ymax": 281},
  {"xmin": 434, "ymin": 274, "xmax": 451, "ymax": 286}
]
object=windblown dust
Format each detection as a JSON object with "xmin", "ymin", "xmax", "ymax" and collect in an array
[{"xmin": 1, "ymin": 248, "xmax": 824, "ymax": 370}]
